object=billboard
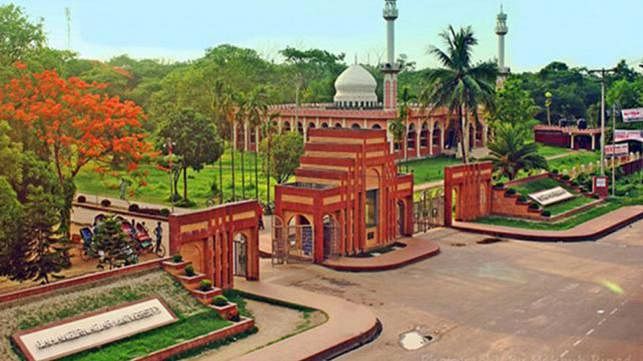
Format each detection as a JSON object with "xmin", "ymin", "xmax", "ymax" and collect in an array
[
  {"xmin": 605, "ymin": 143, "xmax": 629, "ymax": 158},
  {"xmin": 614, "ymin": 129, "xmax": 643, "ymax": 143},
  {"xmin": 621, "ymin": 108, "xmax": 643, "ymax": 123}
]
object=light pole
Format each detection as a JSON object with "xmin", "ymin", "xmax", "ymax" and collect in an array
[
  {"xmin": 545, "ymin": 91, "xmax": 553, "ymax": 126},
  {"xmin": 588, "ymin": 67, "xmax": 616, "ymax": 176}
]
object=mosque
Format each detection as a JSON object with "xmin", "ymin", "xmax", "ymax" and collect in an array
[{"xmin": 234, "ymin": 0, "xmax": 511, "ymax": 161}]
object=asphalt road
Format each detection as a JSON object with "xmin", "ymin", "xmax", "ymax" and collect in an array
[{"xmin": 259, "ymin": 221, "xmax": 643, "ymax": 361}]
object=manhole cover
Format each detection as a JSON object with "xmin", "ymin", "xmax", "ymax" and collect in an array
[{"xmin": 399, "ymin": 330, "xmax": 433, "ymax": 350}]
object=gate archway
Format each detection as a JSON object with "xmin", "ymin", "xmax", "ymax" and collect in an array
[
  {"xmin": 232, "ymin": 232, "xmax": 248, "ymax": 277},
  {"xmin": 444, "ymin": 162, "xmax": 493, "ymax": 226},
  {"xmin": 287, "ymin": 215, "xmax": 314, "ymax": 261}
]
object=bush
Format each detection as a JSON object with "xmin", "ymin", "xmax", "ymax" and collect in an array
[
  {"xmin": 517, "ymin": 195, "xmax": 528, "ymax": 203},
  {"xmin": 528, "ymin": 203, "xmax": 540, "ymax": 210},
  {"xmin": 176, "ymin": 199, "xmax": 197, "ymax": 208},
  {"xmin": 571, "ymin": 180, "xmax": 579, "ymax": 187},
  {"xmin": 504, "ymin": 188, "xmax": 517, "ymax": 196},
  {"xmin": 562, "ymin": 175, "xmax": 571, "ymax": 181},
  {"xmin": 128, "ymin": 203, "xmax": 140, "ymax": 212},
  {"xmin": 172, "ymin": 254, "xmax": 183, "ymax": 263},
  {"xmin": 493, "ymin": 182, "xmax": 505, "ymax": 189},
  {"xmin": 77, "ymin": 195, "xmax": 87, "ymax": 203},
  {"xmin": 198, "ymin": 279, "xmax": 213, "ymax": 292},
  {"xmin": 184, "ymin": 264, "xmax": 195, "ymax": 277},
  {"xmin": 230, "ymin": 314, "xmax": 241, "ymax": 322},
  {"xmin": 100, "ymin": 199, "xmax": 111, "ymax": 207},
  {"xmin": 541, "ymin": 210, "xmax": 551, "ymax": 217},
  {"xmin": 160, "ymin": 208, "xmax": 171, "ymax": 217},
  {"xmin": 551, "ymin": 169, "xmax": 559, "ymax": 175},
  {"xmin": 592, "ymin": 193, "xmax": 601, "ymax": 199},
  {"xmin": 212, "ymin": 295, "xmax": 229, "ymax": 307}
]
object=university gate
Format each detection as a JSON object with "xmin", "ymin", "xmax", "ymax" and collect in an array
[{"xmin": 443, "ymin": 162, "xmax": 493, "ymax": 226}]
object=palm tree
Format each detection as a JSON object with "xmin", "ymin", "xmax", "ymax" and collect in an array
[
  {"xmin": 398, "ymin": 86, "xmax": 415, "ymax": 162},
  {"xmin": 210, "ymin": 80, "xmax": 234, "ymax": 203},
  {"xmin": 234, "ymin": 92, "xmax": 248, "ymax": 200},
  {"xmin": 389, "ymin": 118, "xmax": 405, "ymax": 172},
  {"xmin": 420, "ymin": 25, "xmax": 497, "ymax": 163},
  {"xmin": 486, "ymin": 123, "xmax": 548, "ymax": 180},
  {"xmin": 246, "ymin": 86, "xmax": 269, "ymax": 200},
  {"xmin": 261, "ymin": 112, "xmax": 279, "ymax": 206}
]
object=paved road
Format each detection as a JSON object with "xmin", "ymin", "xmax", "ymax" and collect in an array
[{"xmin": 259, "ymin": 222, "xmax": 643, "ymax": 361}]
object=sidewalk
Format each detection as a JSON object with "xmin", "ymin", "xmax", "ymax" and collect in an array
[
  {"xmin": 232, "ymin": 279, "xmax": 381, "ymax": 361},
  {"xmin": 322, "ymin": 237, "xmax": 440, "ymax": 272},
  {"xmin": 453, "ymin": 205, "xmax": 643, "ymax": 242}
]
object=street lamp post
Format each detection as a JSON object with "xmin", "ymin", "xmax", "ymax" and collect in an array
[
  {"xmin": 588, "ymin": 67, "xmax": 616, "ymax": 176},
  {"xmin": 545, "ymin": 91, "xmax": 553, "ymax": 126}
]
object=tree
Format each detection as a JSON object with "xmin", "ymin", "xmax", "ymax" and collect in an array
[
  {"xmin": 210, "ymin": 80, "xmax": 235, "ymax": 203},
  {"xmin": 0, "ymin": 67, "xmax": 152, "ymax": 233},
  {"xmin": 261, "ymin": 113, "xmax": 279, "ymax": 205},
  {"xmin": 234, "ymin": 92, "xmax": 248, "ymax": 200},
  {"xmin": 607, "ymin": 78, "xmax": 642, "ymax": 110},
  {"xmin": 90, "ymin": 216, "xmax": 138, "ymax": 269},
  {"xmin": 486, "ymin": 123, "xmax": 548, "ymax": 181},
  {"xmin": 158, "ymin": 108, "xmax": 223, "ymax": 204},
  {"xmin": 0, "ymin": 4, "xmax": 46, "ymax": 66},
  {"xmin": 0, "ymin": 178, "xmax": 21, "ymax": 276},
  {"xmin": 420, "ymin": 26, "xmax": 497, "ymax": 163},
  {"xmin": 398, "ymin": 86, "xmax": 415, "ymax": 161},
  {"xmin": 491, "ymin": 78, "xmax": 539, "ymax": 127},
  {"xmin": 10, "ymin": 187, "xmax": 70, "ymax": 284},
  {"xmin": 388, "ymin": 118, "xmax": 404, "ymax": 172},
  {"xmin": 245, "ymin": 86, "xmax": 269, "ymax": 200},
  {"xmin": 260, "ymin": 132, "xmax": 304, "ymax": 184}
]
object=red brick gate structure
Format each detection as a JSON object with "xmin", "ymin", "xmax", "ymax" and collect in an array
[
  {"xmin": 168, "ymin": 200, "xmax": 260, "ymax": 289},
  {"xmin": 274, "ymin": 128, "xmax": 414, "ymax": 264},
  {"xmin": 444, "ymin": 162, "xmax": 493, "ymax": 226}
]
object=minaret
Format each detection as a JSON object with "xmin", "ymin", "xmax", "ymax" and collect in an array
[
  {"xmin": 382, "ymin": 0, "xmax": 400, "ymax": 111},
  {"xmin": 495, "ymin": 5, "xmax": 510, "ymax": 82}
]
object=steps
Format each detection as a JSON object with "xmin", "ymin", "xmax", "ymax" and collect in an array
[{"xmin": 162, "ymin": 260, "xmax": 238, "ymax": 320}]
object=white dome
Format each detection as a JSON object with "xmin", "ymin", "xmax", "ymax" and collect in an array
[{"xmin": 333, "ymin": 64, "xmax": 378, "ymax": 108}]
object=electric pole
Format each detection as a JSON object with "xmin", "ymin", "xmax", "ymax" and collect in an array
[{"xmin": 588, "ymin": 67, "xmax": 616, "ymax": 176}]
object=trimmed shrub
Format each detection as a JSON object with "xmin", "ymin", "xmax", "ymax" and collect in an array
[
  {"xmin": 493, "ymin": 182, "xmax": 505, "ymax": 189},
  {"xmin": 541, "ymin": 210, "xmax": 551, "ymax": 217},
  {"xmin": 551, "ymin": 169, "xmax": 559, "ymax": 175},
  {"xmin": 517, "ymin": 195, "xmax": 528, "ymax": 203},
  {"xmin": 128, "ymin": 203, "xmax": 140, "ymax": 212},
  {"xmin": 184, "ymin": 264, "xmax": 195, "ymax": 277},
  {"xmin": 212, "ymin": 295, "xmax": 229, "ymax": 307},
  {"xmin": 505, "ymin": 188, "xmax": 517, "ymax": 196},
  {"xmin": 562, "ymin": 174, "xmax": 571, "ymax": 181},
  {"xmin": 230, "ymin": 314, "xmax": 241, "ymax": 322},
  {"xmin": 198, "ymin": 279, "xmax": 213, "ymax": 292},
  {"xmin": 528, "ymin": 203, "xmax": 540, "ymax": 210},
  {"xmin": 77, "ymin": 195, "xmax": 87, "ymax": 203},
  {"xmin": 172, "ymin": 254, "xmax": 183, "ymax": 263},
  {"xmin": 100, "ymin": 199, "xmax": 111, "ymax": 207},
  {"xmin": 160, "ymin": 208, "xmax": 171, "ymax": 217}
]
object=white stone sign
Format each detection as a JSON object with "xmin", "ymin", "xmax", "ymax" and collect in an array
[
  {"xmin": 529, "ymin": 187, "xmax": 574, "ymax": 206},
  {"xmin": 14, "ymin": 298, "xmax": 177, "ymax": 361}
]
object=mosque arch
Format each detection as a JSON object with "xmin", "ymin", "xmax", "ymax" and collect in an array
[
  {"xmin": 351, "ymin": 123, "xmax": 361, "ymax": 129},
  {"xmin": 372, "ymin": 123, "xmax": 382, "ymax": 129}
]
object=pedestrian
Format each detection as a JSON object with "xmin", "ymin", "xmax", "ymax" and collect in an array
[
  {"xmin": 258, "ymin": 204, "xmax": 265, "ymax": 230},
  {"xmin": 154, "ymin": 222, "xmax": 163, "ymax": 253}
]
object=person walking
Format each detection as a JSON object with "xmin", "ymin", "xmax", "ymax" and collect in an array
[{"xmin": 154, "ymin": 222, "xmax": 163, "ymax": 253}]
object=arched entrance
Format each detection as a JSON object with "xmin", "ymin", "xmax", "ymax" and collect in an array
[
  {"xmin": 232, "ymin": 233, "xmax": 247, "ymax": 277},
  {"xmin": 397, "ymin": 200, "xmax": 405, "ymax": 237},
  {"xmin": 407, "ymin": 123, "xmax": 416, "ymax": 152},
  {"xmin": 351, "ymin": 123, "xmax": 361, "ymax": 129},
  {"xmin": 322, "ymin": 214, "xmax": 340, "ymax": 259},
  {"xmin": 287, "ymin": 214, "xmax": 314, "ymax": 261}
]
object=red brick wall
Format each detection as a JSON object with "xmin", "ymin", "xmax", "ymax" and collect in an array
[
  {"xmin": 490, "ymin": 189, "xmax": 543, "ymax": 220},
  {"xmin": 444, "ymin": 162, "xmax": 493, "ymax": 226}
]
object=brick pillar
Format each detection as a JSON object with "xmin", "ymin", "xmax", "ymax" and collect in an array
[
  {"xmin": 428, "ymin": 127, "xmax": 434, "ymax": 156},
  {"xmin": 416, "ymin": 127, "xmax": 421, "ymax": 158}
]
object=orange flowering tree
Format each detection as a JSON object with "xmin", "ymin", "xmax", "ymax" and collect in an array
[{"xmin": 0, "ymin": 66, "xmax": 152, "ymax": 230}]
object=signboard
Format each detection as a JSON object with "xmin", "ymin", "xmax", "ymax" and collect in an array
[
  {"xmin": 13, "ymin": 298, "xmax": 177, "ymax": 361},
  {"xmin": 605, "ymin": 143, "xmax": 629, "ymax": 158},
  {"xmin": 622, "ymin": 108, "xmax": 643, "ymax": 123},
  {"xmin": 593, "ymin": 176, "xmax": 609, "ymax": 198},
  {"xmin": 529, "ymin": 187, "xmax": 574, "ymax": 206},
  {"xmin": 614, "ymin": 129, "xmax": 643, "ymax": 143}
]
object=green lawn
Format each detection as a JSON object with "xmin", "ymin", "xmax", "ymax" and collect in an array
[
  {"xmin": 476, "ymin": 199, "xmax": 623, "ymax": 231},
  {"xmin": 511, "ymin": 177, "xmax": 564, "ymax": 195},
  {"xmin": 509, "ymin": 177, "xmax": 594, "ymax": 216},
  {"xmin": 536, "ymin": 144, "xmax": 573, "ymax": 158},
  {"xmin": 548, "ymin": 151, "xmax": 601, "ymax": 172},
  {"xmin": 400, "ymin": 156, "xmax": 461, "ymax": 184},
  {"xmin": 76, "ymin": 145, "xmax": 278, "ymax": 208},
  {"xmin": 545, "ymin": 196, "xmax": 595, "ymax": 216}
]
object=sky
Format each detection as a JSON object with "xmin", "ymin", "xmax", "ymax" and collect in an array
[{"xmin": 8, "ymin": 0, "xmax": 643, "ymax": 72}]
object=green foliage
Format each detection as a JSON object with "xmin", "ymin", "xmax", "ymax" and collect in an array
[
  {"xmin": 486, "ymin": 123, "xmax": 548, "ymax": 180},
  {"xmin": 0, "ymin": 4, "xmax": 46, "ymax": 65},
  {"xmin": 211, "ymin": 295, "xmax": 229, "ymax": 307},
  {"xmin": 171, "ymin": 254, "xmax": 183, "ymax": 263},
  {"xmin": 0, "ymin": 178, "xmax": 22, "ymax": 276},
  {"xmin": 607, "ymin": 78, "xmax": 643, "ymax": 109},
  {"xmin": 260, "ymin": 132, "xmax": 304, "ymax": 184},
  {"xmin": 158, "ymin": 108, "xmax": 224, "ymax": 201},
  {"xmin": 198, "ymin": 279, "xmax": 213, "ymax": 291},
  {"xmin": 184, "ymin": 264, "xmax": 195, "ymax": 277},
  {"xmin": 490, "ymin": 78, "xmax": 539, "ymax": 127},
  {"xmin": 89, "ymin": 216, "xmax": 138, "ymax": 270}
]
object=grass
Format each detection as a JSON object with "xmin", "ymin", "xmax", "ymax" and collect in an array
[
  {"xmin": 476, "ymin": 199, "xmax": 624, "ymax": 230},
  {"xmin": 545, "ymin": 196, "xmax": 595, "ymax": 216},
  {"xmin": 1, "ymin": 271, "xmax": 234, "ymax": 361},
  {"xmin": 62, "ymin": 311, "xmax": 231, "ymax": 361},
  {"xmin": 75, "ymin": 145, "xmax": 279, "ymax": 208},
  {"xmin": 510, "ymin": 177, "xmax": 593, "ymax": 216},
  {"xmin": 536, "ymin": 144, "xmax": 574, "ymax": 158},
  {"xmin": 511, "ymin": 177, "xmax": 564, "ymax": 195},
  {"xmin": 548, "ymin": 151, "xmax": 601, "ymax": 172},
  {"xmin": 400, "ymin": 156, "xmax": 461, "ymax": 184}
]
